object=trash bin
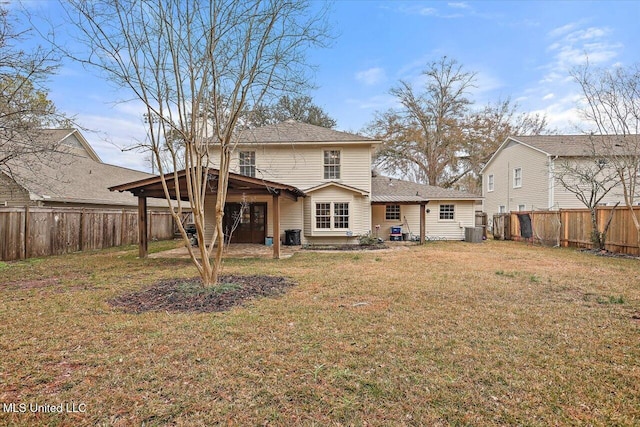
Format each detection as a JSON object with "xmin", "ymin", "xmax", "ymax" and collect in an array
[{"xmin": 284, "ymin": 229, "xmax": 301, "ymax": 246}]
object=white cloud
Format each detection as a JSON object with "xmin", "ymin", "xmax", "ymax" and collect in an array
[
  {"xmin": 543, "ymin": 93, "xmax": 555, "ymax": 100},
  {"xmin": 355, "ymin": 67, "xmax": 386, "ymax": 86},
  {"xmin": 448, "ymin": 2, "xmax": 470, "ymax": 9}
]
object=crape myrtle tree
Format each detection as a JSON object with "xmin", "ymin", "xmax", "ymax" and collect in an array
[
  {"xmin": 572, "ymin": 62, "xmax": 640, "ymax": 249},
  {"xmin": 0, "ymin": 6, "xmax": 67, "ymax": 174},
  {"xmin": 367, "ymin": 56, "xmax": 548, "ymax": 192},
  {"xmin": 60, "ymin": 0, "xmax": 330, "ymax": 286}
]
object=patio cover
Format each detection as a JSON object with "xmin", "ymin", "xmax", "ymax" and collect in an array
[{"xmin": 110, "ymin": 168, "xmax": 306, "ymax": 259}]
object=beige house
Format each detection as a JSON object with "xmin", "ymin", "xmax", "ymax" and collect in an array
[
  {"xmin": 205, "ymin": 120, "xmax": 482, "ymax": 245},
  {"xmin": 481, "ymin": 135, "xmax": 639, "ymax": 218},
  {"xmin": 0, "ymin": 129, "xmax": 166, "ymax": 209},
  {"xmin": 371, "ymin": 175, "xmax": 481, "ymax": 241}
]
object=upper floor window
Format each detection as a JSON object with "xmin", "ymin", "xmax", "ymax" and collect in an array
[
  {"xmin": 513, "ymin": 167, "xmax": 522, "ymax": 188},
  {"xmin": 439, "ymin": 204, "xmax": 455, "ymax": 220},
  {"xmin": 239, "ymin": 151, "xmax": 256, "ymax": 177},
  {"xmin": 323, "ymin": 150, "xmax": 341, "ymax": 179},
  {"xmin": 487, "ymin": 174, "xmax": 494, "ymax": 192},
  {"xmin": 385, "ymin": 204, "xmax": 401, "ymax": 221}
]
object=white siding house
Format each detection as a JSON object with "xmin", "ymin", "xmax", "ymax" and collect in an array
[{"xmin": 482, "ymin": 135, "xmax": 639, "ymax": 218}]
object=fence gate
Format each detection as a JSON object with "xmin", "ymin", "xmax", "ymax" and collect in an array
[{"xmin": 492, "ymin": 213, "xmax": 511, "ymax": 240}]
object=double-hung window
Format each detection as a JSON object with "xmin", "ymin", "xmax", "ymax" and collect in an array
[
  {"xmin": 315, "ymin": 202, "xmax": 349, "ymax": 230},
  {"xmin": 513, "ymin": 167, "xmax": 522, "ymax": 188},
  {"xmin": 323, "ymin": 150, "xmax": 341, "ymax": 179},
  {"xmin": 239, "ymin": 151, "xmax": 256, "ymax": 177},
  {"xmin": 487, "ymin": 174, "xmax": 494, "ymax": 192},
  {"xmin": 439, "ymin": 204, "xmax": 455, "ymax": 220}
]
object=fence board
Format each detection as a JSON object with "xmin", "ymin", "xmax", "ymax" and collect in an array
[
  {"xmin": 498, "ymin": 207, "xmax": 640, "ymax": 256},
  {"xmin": 0, "ymin": 207, "xmax": 177, "ymax": 261}
]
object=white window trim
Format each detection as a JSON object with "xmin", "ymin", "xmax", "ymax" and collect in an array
[
  {"xmin": 438, "ymin": 204, "xmax": 455, "ymax": 221},
  {"xmin": 513, "ymin": 167, "xmax": 522, "ymax": 188},
  {"xmin": 487, "ymin": 174, "xmax": 494, "ymax": 192},
  {"xmin": 322, "ymin": 148, "xmax": 342, "ymax": 181},
  {"xmin": 313, "ymin": 201, "xmax": 350, "ymax": 231},
  {"xmin": 239, "ymin": 151, "xmax": 256, "ymax": 177}
]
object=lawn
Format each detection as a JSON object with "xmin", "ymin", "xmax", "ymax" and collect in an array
[{"xmin": 0, "ymin": 240, "xmax": 638, "ymax": 426}]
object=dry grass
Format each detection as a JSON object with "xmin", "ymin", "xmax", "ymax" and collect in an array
[{"xmin": 0, "ymin": 240, "xmax": 639, "ymax": 426}]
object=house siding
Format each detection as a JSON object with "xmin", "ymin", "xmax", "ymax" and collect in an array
[
  {"xmin": 0, "ymin": 174, "xmax": 31, "ymax": 206},
  {"xmin": 483, "ymin": 140, "xmax": 550, "ymax": 217},
  {"xmin": 211, "ymin": 143, "xmax": 372, "ymax": 193},
  {"xmin": 426, "ymin": 200, "xmax": 476, "ymax": 240},
  {"xmin": 551, "ymin": 157, "xmax": 634, "ymax": 208},
  {"xmin": 304, "ymin": 185, "xmax": 368, "ymax": 244}
]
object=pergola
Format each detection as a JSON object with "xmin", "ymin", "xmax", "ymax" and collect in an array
[{"xmin": 109, "ymin": 168, "xmax": 306, "ymax": 259}]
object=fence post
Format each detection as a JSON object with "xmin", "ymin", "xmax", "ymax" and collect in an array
[{"xmin": 23, "ymin": 205, "xmax": 30, "ymax": 259}]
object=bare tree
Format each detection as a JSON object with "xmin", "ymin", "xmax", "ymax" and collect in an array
[
  {"xmin": 368, "ymin": 56, "xmax": 476, "ymax": 187},
  {"xmin": 59, "ymin": 0, "xmax": 329, "ymax": 286},
  {"xmin": 368, "ymin": 57, "xmax": 550, "ymax": 191},
  {"xmin": 554, "ymin": 140, "xmax": 620, "ymax": 249},
  {"xmin": 0, "ymin": 6, "xmax": 67, "ymax": 174},
  {"xmin": 572, "ymin": 62, "xmax": 640, "ymax": 248},
  {"xmin": 457, "ymin": 98, "xmax": 550, "ymax": 193},
  {"xmin": 248, "ymin": 95, "xmax": 337, "ymax": 128}
]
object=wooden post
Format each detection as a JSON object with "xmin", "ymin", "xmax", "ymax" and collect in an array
[
  {"xmin": 138, "ymin": 196, "xmax": 148, "ymax": 258},
  {"xmin": 272, "ymin": 193, "xmax": 281, "ymax": 259},
  {"xmin": 23, "ymin": 205, "xmax": 30, "ymax": 260},
  {"xmin": 419, "ymin": 203, "xmax": 426, "ymax": 244}
]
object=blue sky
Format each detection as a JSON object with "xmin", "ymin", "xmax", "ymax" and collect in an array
[{"xmin": 19, "ymin": 1, "xmax": 640, "ymax": 172}]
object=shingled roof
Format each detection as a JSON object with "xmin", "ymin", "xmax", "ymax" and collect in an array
[
  {"xmin": 371, "ymin": 175, "xmax": 481, "ymax": 203},
  {"xmin": 2, "ymin": 129, "xmax": 166, "ymax": 207},
  {"xmin": 509, "ymin": 134, "xmax": 639, "ymax": 157},
  {"xmin": 236, "ymin": 119, "xmax": 379, "ymax": 144}
]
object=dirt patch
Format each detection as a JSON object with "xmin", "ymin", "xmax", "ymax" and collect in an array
[
  {"xmin": 109, "ymin": 275, "xmax": 296, "ymax": 313},
  {"xmin": 578, "ymin": 248, "xmax": 640, "ymax": 260}
]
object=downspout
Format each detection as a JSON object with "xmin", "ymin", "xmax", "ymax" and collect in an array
[{"xmin": 548, "ymin": 155, "xmax": 558, "ymax": 209}]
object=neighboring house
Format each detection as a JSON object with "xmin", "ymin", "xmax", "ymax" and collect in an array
[
  {"xmin": 0, "ymin": 129, "xmax": 166, "ymax": 209},
  {"xmin": 204, "ymin": 120, "xmax": 482, "ymax": 245},
  {"xmin": 482, "ymin": 135, "xmax": 640, "ymax": 219}
]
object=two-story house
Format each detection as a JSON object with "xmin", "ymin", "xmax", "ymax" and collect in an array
[
  {"xmin": 207, "ymin": 120, "xmax": 481, "ymax": 245},
  {"xmin": 113, "ymin": 120, "xmax": 483, "ymax": 256},
  {"xmin": 481, "ymin": 135, "xmax": 640, "ymax": 218}
]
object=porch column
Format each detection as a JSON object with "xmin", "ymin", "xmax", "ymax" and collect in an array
[
  {"xmin": 272, "ymin": 192, "xmax": 281, "ymax": 259},
  {"xmin": 138, "ymin": 196, "xmax": 148, "ymax": 258},
  {"xmin": 419, "ymin": 202, "xmax": 426, "ymax": 244}
]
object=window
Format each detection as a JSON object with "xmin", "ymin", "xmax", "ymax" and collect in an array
[
  {"xmin": 334, "ymin": 203, "xmax": 349, "ymax": 229},
  {"xmin": 487, "ymin": 174, "xmax": 494, "ymax": 192},
  {"xmin": 498, "ymin": 205, "xmax": 506, "ymax": 214},
  {"xmin": 513, "ymin": 167, "xmax": 522, "ymax": 188},
  {"xmin": 323, "ymin": 150, "xmax": 341, "ymax": 179},
  {"xmin": 385, "ymin": 204, "xmax": 401, "ymax": 221},
  {"xmin": 439, "ymin": 204, "xmax": 455, "ymax": 220},
  {"xmin": 518, "ymin": 204, "xmax": 526, "ymax": 211},
  {"xmin": 315, "ymin": 202, "xmax": 349, "ymax": 230},
  {"xmin": 239, "ymin": 151, "xmax": 256, "ymax": 177},
  {"xmin": 315, "ymin": 203, "xmax": 331, "ymax": 229}
]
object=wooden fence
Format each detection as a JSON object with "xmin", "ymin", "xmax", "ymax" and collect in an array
[
  {"xmin": 0, "ymin": 206, "xmax": 177, "ymax": 261},
  {"xmin": 493, "ymin": 207, "xmax": 640, "ymax": 256}
]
